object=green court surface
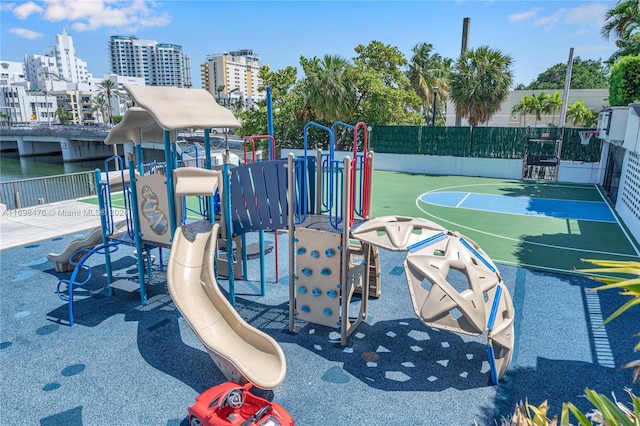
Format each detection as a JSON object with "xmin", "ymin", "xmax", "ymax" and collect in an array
[
  {"xmin": 371, "ymin": 171, "xmax": 640, "ymax": 275},
  {"xmin": 84, "ymin": 170, "xmax": 640, "ymax": 276}
]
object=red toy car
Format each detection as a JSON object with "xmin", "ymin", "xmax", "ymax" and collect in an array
[{"xmin": 188, "ymin": 381, "xmax": 294, "ymax": 426}]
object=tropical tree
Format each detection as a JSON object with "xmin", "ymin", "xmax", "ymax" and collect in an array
[
  {"xmin": 524, "ymin": 57, "xmax": 609, "ymax": 90},
  {"xmin": 97, "ymin": 79, "xmax": 122, "ymax": 124},
  {"xmin": 449, "ymin": 46, "xmax": 514, "ymax": 126},
  {"xmin": 406, "ymin": 42, "xmax": 451, "ymax": 125},
  {"xmin": 237, "ymin": 65, "xmax": 306, "ymax": 150},
  {"xmin": 299, "ymin": 54, "xmax": 355, "ymax": 122},
  {"xmin": 601, "ymin": 0, "xmax": 640, "ymax": 41},
  {"xmin": 511, "ymin": 94, "xmax": 533, "ymax": 126},
  {"xmin": 608, "ymin": 32, "xmax": 640, "ymax": 63},
  {"xmin": 565, "ymin": 101, "xmax": 598, "ymax": 127},
  {"xmin": 0, "ymin": 111, "xmax": 10, "ymax": 128},
  {"xmin": 91, "ymin": 94, "xmax": 108, "ymax": 124},
  {"xmin": 530, "ymin": 91, "xmax": 551, "ymax": 126},
  {"xmin": 55, "ymin": 108, "xmax": 72, "ymax": 124},
  {"xmin": 546, "ymin": 91, "xmax": 563, "ymax": 126},
  {"xmin": 349, "ymin": 40, "xmax": 422, "ymax": 127}
]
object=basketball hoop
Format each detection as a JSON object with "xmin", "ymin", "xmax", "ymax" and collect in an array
[{"xmin": 578, "ymin": 130, "xmax": 599, "ymax": 145}]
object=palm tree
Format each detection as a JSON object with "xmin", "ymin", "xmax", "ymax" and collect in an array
[
  {"xmin": 601, "ymin": 0, "xmax": 639, "ymax": 41},
  {"xmin": 566, "ymin": 101, "xmax": 598, "ymax": 127},
  {"xmin": 97, "ymin": 79, "xmax": 122, "ymax": 124},
  {"xmin": 55, "ymin": 108, "xmax": 72, "ymax": 124},
  {"xmin": 449, "ymin": 46, "xmax": 514, "ymax": 126},
  {"xmin": 301, "ymin": 54, "xmax": 355, "ymax": 122},
  {"xmin": 546, "ymin": 91, "xmax": 563, "ymax": 126},
  {"xmin": 530, "ymin": 91, "xmax": 551, "ymax": 126},
  {"xmin": 407, "ymin": 42, "xmax": 451, "ymax": 125},
  {"xmin": 91, "ymin": 94, "xmax": 108, "ymax": 124},
  {"xmin": 511, "ymin": 94, "xmax": 533, "ymax": 126}
]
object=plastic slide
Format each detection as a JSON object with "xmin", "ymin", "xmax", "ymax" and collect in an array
[
  {"xmin": 48, "ymin": 227, "xmax": 105, "ymax": 272},
  {"xmin": 167, "ymin": 221, "xmax": 286, "ymax": 390}
]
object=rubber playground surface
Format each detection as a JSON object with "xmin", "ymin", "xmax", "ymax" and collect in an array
[{"xmin": 2, "ymin": 170, "xmax": 639, "ymax": 425}]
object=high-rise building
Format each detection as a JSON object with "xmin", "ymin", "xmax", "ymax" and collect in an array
[
  {"xmin": 201, "ymin": 50, "xmax": 265, "ymax": 110},
  {"xmin": 47, "ymin": 29, "xmax": 92, "ymax": 84},
  {"xmin": 108, "ymin": 36, "xmax": 192, "ymax": 88}
]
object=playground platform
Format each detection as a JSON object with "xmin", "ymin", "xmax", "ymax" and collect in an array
[{"xmin": 1, "ymin": 180, "xmax": 638, "ymax": 425}]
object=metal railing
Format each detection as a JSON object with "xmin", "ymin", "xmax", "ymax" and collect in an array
[{"xmin": 0, "ymin": 171, "xmax": 98, "ymax": 210}]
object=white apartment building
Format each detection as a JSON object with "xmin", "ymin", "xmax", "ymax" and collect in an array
[
  {"xmin": 201, "ymin": 50, "xmax": 265, "ymax": 110},
  {"xmin": 47, "ymin": 29, "xmax": 92, "ymax": 84},
  {"xmin": 0, "ymin": 61, "xmax": 28, "ymax": 87},
  {"xmin": 23, "ymin": 29, "xmax": 92, "ymax": 92},
  {"xmin": 108, "ymin": 36, "xmax": 192, "ymax": 88},
  {"xmin": 0, "ymin": 85, "xmax": 57, "ymax": 125}
]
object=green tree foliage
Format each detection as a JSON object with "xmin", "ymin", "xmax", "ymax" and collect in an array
[
  {"xmin": 97, "ymin": 79, "xmax": 123, "ymax": 124},
  {"xmin": 511, "ymin": 91, "xmax": 564, "ymax": 126},
  {"xmin": 406, "ymin": 42, "xmax": 451, "ymax": 125},
  {"xmin": 524, "ymin": 57, "xmax": 609, "ymax": 90},
  {"xmin": 55, "ymin": 108, "xmax": 72, "ymax": 124},
  {"xmin": 349, "ymin": 41, "xmax": 421, "ymax": 126},
  {"xmin": 608, "ymin": 33, "xmax": 640, "ymax": 63},
  {"xmin": 565, "ymin": 100, "xmax": 598, "ymax": 127},
  {"xmin": 449, "ymin": 46, "xmax": 514, "ymax": 127},
  {"xmin": 0, "ymin": 111, "xmax": 10, "ymax": 127},
  {"xmin": 237, "ymin": 65, "xmax": 305, "ymax": 152},
  {"xmin": 609, "ymin": 55, "xmax": 640, "ymax": 106},
  {"xmin": 300, "ymin": 54, "xmax": 355, "ymax": 122},
  {"xmin": 601, "ymin": 0, "xmax": 639, "ymax": 41},
  {"xmin": 91, "ymin": 94, "xmax": 108, "ymax": 124},
  {"xmin": 239, "ymin": 41, "xmax": 423, "ymax": 151}
]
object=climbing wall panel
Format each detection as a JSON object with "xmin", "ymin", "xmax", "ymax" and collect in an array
[{"xmin": 294, "ymin": 227, "xmax": 342, "ymax": 328}]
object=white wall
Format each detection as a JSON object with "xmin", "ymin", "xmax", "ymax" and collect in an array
[{"xmin": 446, "ymin": 88, "xmax": 609, "ymax": 127}]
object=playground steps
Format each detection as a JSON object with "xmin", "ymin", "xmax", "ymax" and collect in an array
[
  {"xmin": 216, "ymin": 238, "xmax": 274, "ymax": 279},
  {"xmin": 349, "ymin": 242, "xmax": 381, "ymax": 298},
  {"xmin": 109, "ymin": 279, "xmax": 140, "ymax": 292}
]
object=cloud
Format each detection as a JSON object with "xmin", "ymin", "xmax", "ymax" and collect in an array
[
  {"xmin": 564, "ymin": 3, "xmax": 608, "ymax": 27},
  {"xmin": 508, "ymin": 7, "xmax": 542, "ymax": 23},
  {"xmin": 12, "ymin": 1, "xmax": 44, "ymax": 19},
  {"xmin": 531, "ymin": 3, "xmax": 609, "ymax": 32},
  {"xmin": 8, "ymin": 0, "xmax": 171, "ymax": 31},
  {"xmin": 533, "ymin": 8, "xmax": 565, "ymax": 30},
  {"xmin": 8, "ymin": 27, "xmax": 44, "ymax": 39}
]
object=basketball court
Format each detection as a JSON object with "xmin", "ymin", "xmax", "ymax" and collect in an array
[{"xmin": 371, "ymin": 171, "xmax": 640, "ymax": 275}]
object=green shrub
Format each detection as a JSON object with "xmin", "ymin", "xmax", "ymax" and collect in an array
[{"xmin": 609, "ymin": 55, "xmax": 640, "ymax": 106}]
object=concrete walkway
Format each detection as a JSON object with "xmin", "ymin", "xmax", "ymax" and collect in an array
[{"xmin": 0, "ymin": 199, "xmax": 126, "ymax": 250}]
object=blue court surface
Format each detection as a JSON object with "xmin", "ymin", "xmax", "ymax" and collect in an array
[{"xmin": 420, "ymin": 191, "xmax": 617, "ymax": 222}]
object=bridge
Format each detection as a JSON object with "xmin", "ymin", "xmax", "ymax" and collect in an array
[{"xmin": 0, "ymin": 128, "xmax": 113, "ymax": 162}]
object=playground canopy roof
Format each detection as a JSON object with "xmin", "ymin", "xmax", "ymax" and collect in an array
[{"xmin": 104, "ymin": 85, "xmax": 241, "ymax": 146}]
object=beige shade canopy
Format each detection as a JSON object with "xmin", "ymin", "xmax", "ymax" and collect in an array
[
  {"xmin": 104, "ymin": 85, "xmax": 241, "ymax": 145},
  {"xmin": 104, "ymin": 107, "xmax": 166, "ymax": 145}
]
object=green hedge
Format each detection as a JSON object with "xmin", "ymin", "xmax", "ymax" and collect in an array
[{"xmin": 370, "ymin": 126, "xmax": 601, "ymax": 162}]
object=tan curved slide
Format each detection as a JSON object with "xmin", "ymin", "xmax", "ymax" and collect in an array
[
  {"xmin": 167, "ymin": 221, "xmax": 286, "ymax": 390},
  {"xmin": 47, "ymin": 227, "xmax": 104, "ymax": 272}
]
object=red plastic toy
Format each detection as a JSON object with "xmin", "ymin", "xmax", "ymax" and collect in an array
[{"xmin": 188, "ymin": 382, "xmax": 295, "ymax": 426}]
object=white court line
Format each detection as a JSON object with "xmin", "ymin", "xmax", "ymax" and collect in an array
[
  {"xmin": 455, "ymin": 192, "xmax": 471, "ymax": 208},
  {"xmin": 594, "ymin": 184, "xmax": 640, "ymax": 257},
  {"xmin": 415, "ymin": 194, "xmax": 640, "ymax": 259}
]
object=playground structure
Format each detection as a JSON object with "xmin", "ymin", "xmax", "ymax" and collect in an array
[
  {"xmin": 51, "ymin": 84, "xmax": 515, "ymax": 386},
  {"xmin": 352, "ymin": 216, "xmax": 515, "ymax": 384},
  {"xmin": 286, "ymin": 121, "xmax": 378, "ymax": 346},
  {"xmin": 168, "ymin": 220, "xmax": 286, "ymax": 390},
  {"xmin": 47, "ymin": 226, "xmax": 105, "ymax": 273}
]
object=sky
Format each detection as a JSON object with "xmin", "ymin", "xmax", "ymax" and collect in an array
[{"xmin": 0, "ymin": 0, "xmax": 620, "ymax": 88}]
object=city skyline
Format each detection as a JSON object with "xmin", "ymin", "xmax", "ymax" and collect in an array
[{"xmin": 1, "ymin": 1, "xmax": 620, "ymax": 88}]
